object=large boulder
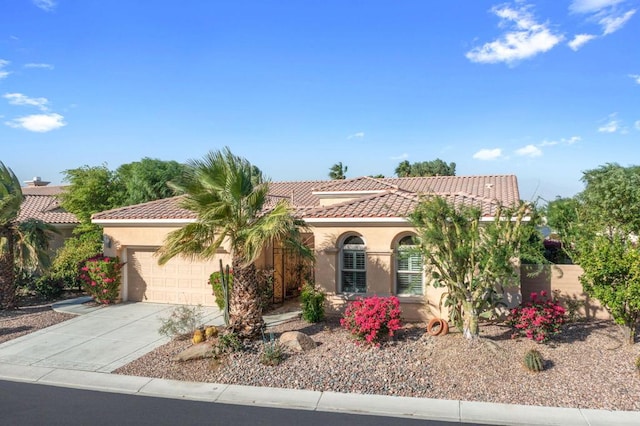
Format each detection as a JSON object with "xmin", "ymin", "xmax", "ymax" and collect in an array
[
  {"xmin": 172, "ymin": 342, "xmax": 215, "ymax": 361},
  {"xmin": 279, "ymin": 331, "xmax": 316, "ymax": 352}
]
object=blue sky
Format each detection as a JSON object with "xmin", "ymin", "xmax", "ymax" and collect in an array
[{"xmin": 1, "ymin": 0, "xmax": 638, "ymax": 202}]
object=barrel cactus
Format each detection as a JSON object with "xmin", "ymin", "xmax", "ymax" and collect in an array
[
  {"xmin": 192, "ymin": 329, "xmax": 204, "ymax": 344},
  {"xmin": 524, "ymin": 349, "xmax": 544, "ymax": 372}
]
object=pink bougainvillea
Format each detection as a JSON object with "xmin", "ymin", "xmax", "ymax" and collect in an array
[
  {"xmin": 79, "ymin": 254, "xmax": 124, "ymax": 305},
  {"xmin": 507, "ymin": 290, "xmax": 566, "ymax": 343},
  {"xmin": 340, "ymin": 295, "xmax": 402, "ymax": 347}
]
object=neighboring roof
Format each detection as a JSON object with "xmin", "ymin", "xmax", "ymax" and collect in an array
[
  {"xmin": 18, "ymin": 185, "xmax": 78, "ymax": 225},
  {"xmin": 92, "ymin": 174, "xmax": 520, "ymax": 224}
]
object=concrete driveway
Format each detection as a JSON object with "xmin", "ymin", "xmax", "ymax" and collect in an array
[{"xmin": 0, "ymin": 298, "xmax": 224, "ymax": 373}]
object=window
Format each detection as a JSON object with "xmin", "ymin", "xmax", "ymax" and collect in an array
[
  {"xmin": 341, "ymin": 235, "xmax": 366, "ymax": 293},
  {"xmin": 396, "ymin": 236, "xmax": 423, "ymax": 296}
]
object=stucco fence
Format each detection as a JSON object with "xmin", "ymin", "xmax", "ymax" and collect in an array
[{"xmin": 520, "ymin": 264, "xmax": 611, "ymax": 321}]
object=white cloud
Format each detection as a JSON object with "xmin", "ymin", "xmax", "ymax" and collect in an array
[
  {"xmin": 0, "ymin": 59, "xmax": 10, "ymax": 80},
  {"xmin": 5, "ymin": 113, "xmax": 66, "ymax": 132},
  {"xmin": 570, "ymin": 0, "xmax": 624, "ymax": 14},
  {"xmin": 24, "ymin": 63, "xmax": 54, "ymax": 70},
  {"xmin": 466, "ymin": 3, "xmax": 563, "ymax": 65},
  {"xmin": 635, "ymin": 120, "xmax": 640, "ymax": 130},
  {"xmin": 568, "ymin": 33, "xmax": 597, "ymax": 50},
  {"xmin": 630, "ymin": 74, "xmax": 640, "ymax": 84},
  {"xmin": 347, "ymin": 132, "xmax": 365, "ymax": 140},
  {"xmin": 3, "ymin": 93, "xmax": 49, "ymax": 111},
  {"xmin": 473, "ymin": 148, "xmax": 503, "ymax": 160},
  {"xmin": 516, "ymin": 144, "xmax": 543, "ymax": 157},
  {"xmin": 33, "ymin": 0, "xmax": 56, "ymax": 12},
  {"xmin": 539, "ymin": 136, "xmax": 581, "ymax": 147},
  {"xmin": 390, "ymin": 153, "xmax": 409, "ymax": 160},
  {"xmin": 599, "ymin": 9, "xmax": 636, "ymax": 34},
  {"xmin": 570, "ymin": 1, "xmax": 636, "ymax": 36},
  {"xmin": 598, "ymin": 113, "xmax": 621, "ymax": 133}
]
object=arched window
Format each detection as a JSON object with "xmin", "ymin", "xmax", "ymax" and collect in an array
[
  {"xmin": 341, "ymin": 235, "xmax": 366, "ymax": 293},
  {"xmin": 396, "ymin": 235, "xmax": 423, "ymax": 296}
]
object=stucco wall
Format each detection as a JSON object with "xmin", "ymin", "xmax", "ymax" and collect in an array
[
  {"xmin": 520, "ymin": 264, "xmax": 610, "ymax": 320},
  {"xmin": 312, "ymin": 223, "xmax": 441, "ymax": 321}
]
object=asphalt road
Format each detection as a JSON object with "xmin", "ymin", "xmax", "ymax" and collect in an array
[{"xmin": 0, "ymin": 380, "xmax": 484, "ymax": 426}]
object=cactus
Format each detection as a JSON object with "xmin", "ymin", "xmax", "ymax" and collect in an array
[
  {"xmin": 192, "ymin": 329, "xmax": 204, "ymax": 344},
  {"xmin": 205, "ymin": 326, "xmax": 218, "ymax": 339},
  {"xmin": 524, "ymin": 349, "xmax": 544, "ymax": 372},
  {"xmin": 219, "ymin": 260, "xmax": 231, "ymax": 326}
]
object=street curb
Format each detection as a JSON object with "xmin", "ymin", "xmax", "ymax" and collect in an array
[{"xmin": 1, "ymin": 367, "xmax": 639, "ymax": 425}]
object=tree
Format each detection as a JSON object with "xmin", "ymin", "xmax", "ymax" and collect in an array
[
  {"xmin": 14, "ymin": 218, "xmax": 57, "ymax": 276},
  {"xmin": 328, "ymin": 162, "xmax": 348, "ymax": 180},
  {"xmin": 157, "ymin": 148, "xmax": 312, "ymax": 338},
  {"xmin": 410, "ymin": 197, "xmax": 540, "ymax": 340},
  {"xmin": 115, "ymin": 158, "xmax": 188, "ymax": 206},
  {"xmin": 0, "ymin": 162, "xmax": 24, "ymax": 309},
  {"xmin": 395, "ymin": 159, "xmax": 456, "ymax": 177},
  {"xmin": 563, "ymin": 164, "xmax": 640, "ymax": 344},
  {"xmin": 58, "ymin": 165, "xmax": 123, "ymax": 226}
]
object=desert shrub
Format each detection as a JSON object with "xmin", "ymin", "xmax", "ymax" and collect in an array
[
  {"xmin": 340, "ymin": 295, "xmax": 402, "ymax": 347},
  {"xmin": 507, "ymin": 291, "xmax": 566, "ymax": 343},
  {"xmin": 79, "ymin": 254, "xmax": 124, "ymax": 304},
  {"xmin": 33, "ymin": 276, "xmax": 65, "ymax": 299},
  {"xmin": 50, "ymin": 234, "xmax": 102, "ymax": 289},
  {"xmin": 158, "ymin": 305, "xmax": 203, "ymax": 339},
  {"xmin": 260, "ymin": 332, "xmax": 285, "ymax": 366},
  {"xmin": 215, "ymin": 331, "xmax": 243, "ymax": 354},
  {"xmin": 300, "ymin": 282, "xmax": 325, "ymax": 323}
]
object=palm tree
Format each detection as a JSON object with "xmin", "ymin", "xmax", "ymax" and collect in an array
[
  {"xmin": 157, "ymin": 148, "xmax": 312, "ymax": 338},
  {"xmin": 328, "ymin": 162, "xmax": 348, "ymax": 180},
  {"xmin": 0, "ymin": 162, "xmax": 24, "ymax": 309},
  {"xmin": 14, "ymin": 218, "xmax": 57, "ymax": 276}
]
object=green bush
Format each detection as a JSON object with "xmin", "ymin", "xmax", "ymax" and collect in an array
[
  {"xmin": 300, "ymin": 282, "xmax": 326, "ymax": 323},
  {"xmin": 50, "ymin": 234, "xmax": 102, "ymax": 289},
  {"xmin": 260, "ymin": 332, "xmax": 285, "ymax": 366},
  {"xmin": 34, "ymin": 276, "xmax": 65, "ymax": 299}
]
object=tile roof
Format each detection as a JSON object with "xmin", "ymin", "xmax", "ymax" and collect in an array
[
  {"xmin": 18, "ymin": 186, "xmax": 78, "ymax": 225},
  {"xmin": 91, "ymin": 175, "xmax": 520, "ymax": 222}
]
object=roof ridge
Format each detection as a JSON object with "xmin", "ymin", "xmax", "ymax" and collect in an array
[{"xmin": 91, "ymin": 195, "xmax": 184, "ymax": 219}]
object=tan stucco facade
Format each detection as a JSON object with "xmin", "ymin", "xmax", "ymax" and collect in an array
[{"xmin": 310, "ymin": 221, "xmax": 446, "ymax": 321}]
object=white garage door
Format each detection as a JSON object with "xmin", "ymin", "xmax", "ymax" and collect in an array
[{"xmin": 126, "ymin": 248, "xmax": 216, "ymax": 306}]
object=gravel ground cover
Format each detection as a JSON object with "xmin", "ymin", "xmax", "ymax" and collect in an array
[
  {"xmin": 0, "ymin": 305, "xmax": 75, "ymax": 344},
  {"xmin": 115, "ymin": 317, "xmax": 640, "ymax": 411}
]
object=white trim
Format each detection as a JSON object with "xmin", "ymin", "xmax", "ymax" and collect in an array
[{"xmin": 92, "ymin": 218, "xmax": 195, "ymax": 225}]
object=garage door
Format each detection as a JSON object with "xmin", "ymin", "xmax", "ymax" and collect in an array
[{"xmin": 126, "ymin": 248, "xmax": 216, "ymax": 306}]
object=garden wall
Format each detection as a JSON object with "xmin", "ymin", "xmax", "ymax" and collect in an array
[{"xmin": 520, "ymin": 265, "xmax": 611, "ymax": 320}]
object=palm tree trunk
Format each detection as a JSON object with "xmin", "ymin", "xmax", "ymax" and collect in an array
[
  {"xmin": 228, "ymin": 256, "xmax": 265, "ymax": 338},
  {"xmin": 0, "ymin": 226, "xmax": 16, "ymax": 309}
]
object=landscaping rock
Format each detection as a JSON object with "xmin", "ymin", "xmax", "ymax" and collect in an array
[
  {"xmin": 279, "ymin": 331, "xmax": 316, "ymax": 352},
  {"xmin": 172, "ymin": 342, "xmax": 215, "ymax": 361}
]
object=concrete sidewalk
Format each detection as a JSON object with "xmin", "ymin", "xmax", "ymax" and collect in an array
[{"xmin": 0, "ymin": 298, "xmax": 638, "ymax": 425}]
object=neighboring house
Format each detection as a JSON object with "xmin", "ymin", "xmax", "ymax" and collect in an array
[
  {"xmin": 18, "ymin": 177, "xmax": 79, "ymax": 254},
  {"xmin": 92, "ymin": 175, "xmax": 520, "ymax": 320}
]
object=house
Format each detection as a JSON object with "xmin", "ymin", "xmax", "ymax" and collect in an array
[
  {"xmin": 18, "ymin": 177, "xmax": 78, "ymax": 253},
  {"xmin": 91, "ymin": 175, "xmax": 520, "ymax": 320}
]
